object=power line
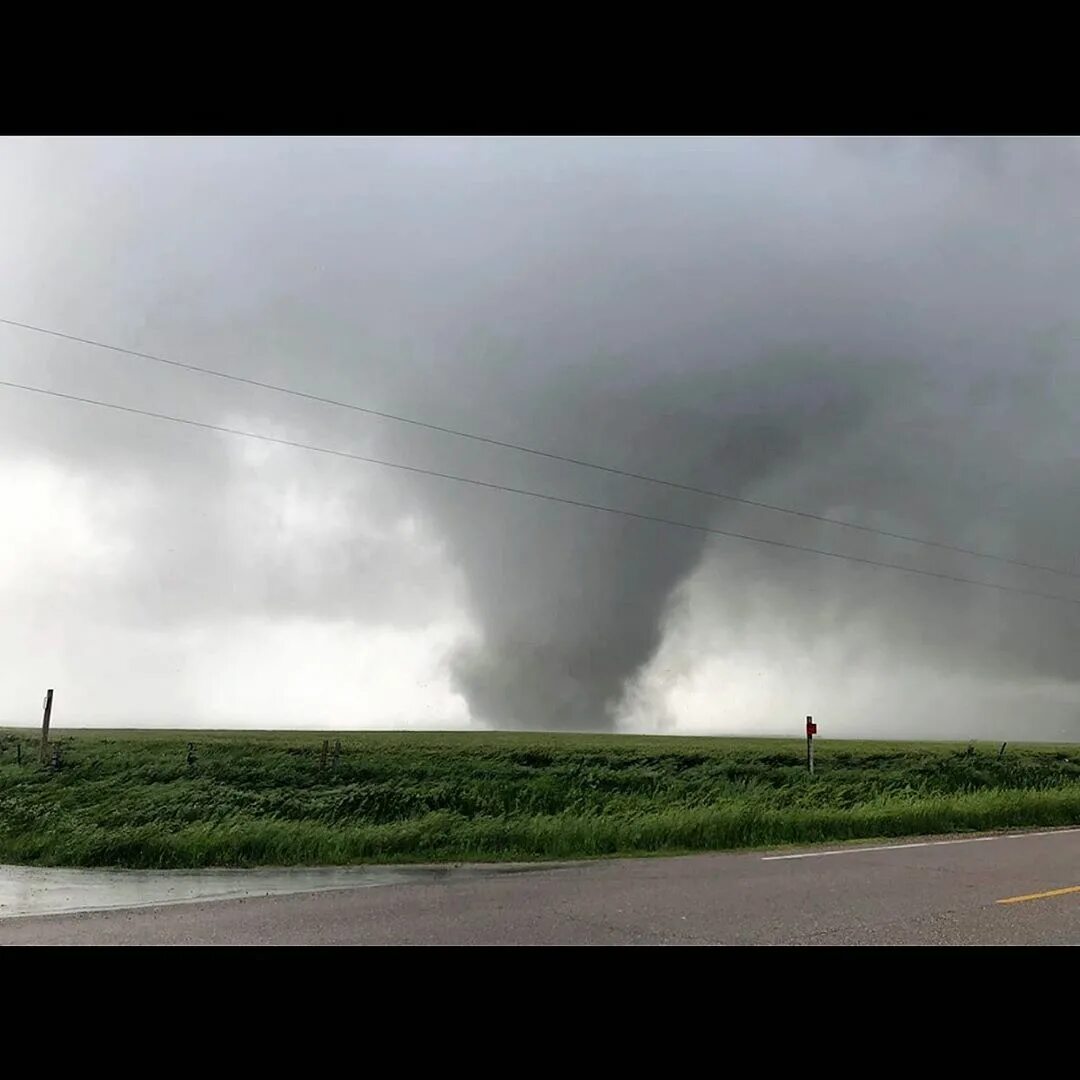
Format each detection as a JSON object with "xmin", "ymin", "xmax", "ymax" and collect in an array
[
  {"xmin": 2, "ymin": 315, "xmax": 1073, "ymax": 582},
  {"xmin": 3, "ymin": 375, "xmax": 1079, "ymax": 611}
]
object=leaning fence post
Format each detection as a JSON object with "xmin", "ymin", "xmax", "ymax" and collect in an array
[{"xmin": 39, "ymin": 689, "xmax": 54, "ymax": 764}]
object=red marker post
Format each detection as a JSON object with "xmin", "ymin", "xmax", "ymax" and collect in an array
[{"xmin": 805, "ymin": 715, "xmax": 817, "ymax": 776}]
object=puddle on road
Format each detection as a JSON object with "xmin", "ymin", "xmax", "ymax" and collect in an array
[{"xmin": 0, "ymin": 862, "xmax": 554, "ymax": 919}]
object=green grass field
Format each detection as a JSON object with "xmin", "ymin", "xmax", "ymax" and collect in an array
[{"xmin": 1, "ymin": 729, "xmax": 1078, "ymax": 868}]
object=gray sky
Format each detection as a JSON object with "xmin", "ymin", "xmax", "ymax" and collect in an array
[{"xmin": 2, "ymin": 136, "xmax": 1079, "ymax": 738}]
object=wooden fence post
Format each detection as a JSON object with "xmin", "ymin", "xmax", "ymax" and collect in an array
[{"xmin": 39, "ymin": 689, "xmax": 54, "ymax": 764}]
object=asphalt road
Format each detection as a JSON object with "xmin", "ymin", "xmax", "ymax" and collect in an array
[{"xmin": 1, "ymin": 827, "xmax": 1077, "ymax": 944}]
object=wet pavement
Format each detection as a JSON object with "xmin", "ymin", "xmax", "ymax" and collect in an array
[
  {"xmin": 2, "ymin": 828, "xmax": 1079, "ymax": 943},
  {"xmin": 0, "ymin": 862, "xmax": 548, "ymax": 919},
  {"xmin": 3, "ymin": 827, "xmax": 1077, "ymax": 943}
]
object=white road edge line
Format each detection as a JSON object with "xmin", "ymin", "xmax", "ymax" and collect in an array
[{"xmin": 761, "ymin": 826, "xmax": 1080, "ymax": 861}]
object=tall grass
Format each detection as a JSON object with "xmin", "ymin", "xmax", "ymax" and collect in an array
[{"xmin": 0, "ymin": 730, "xmax": 1077, "ymax": 867}]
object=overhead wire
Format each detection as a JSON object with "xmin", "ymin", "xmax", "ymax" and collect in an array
[
  {"xmin": 1, "ymin": 315, "xmax": 1073, "ymax": 581},
  {"xmin": 2, "ymin": 375, "xmax": 1079, "ymax": 610}
]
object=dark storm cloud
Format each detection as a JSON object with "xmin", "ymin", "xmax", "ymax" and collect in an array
[{"xmin": 2, "ymin": 136, "xmax": 1079, "ymax": 732}]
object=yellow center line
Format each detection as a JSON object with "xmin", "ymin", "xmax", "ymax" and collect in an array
[{"xmin": 996, "ymin": 884, "xmax": 1080, "ymax": 905}]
